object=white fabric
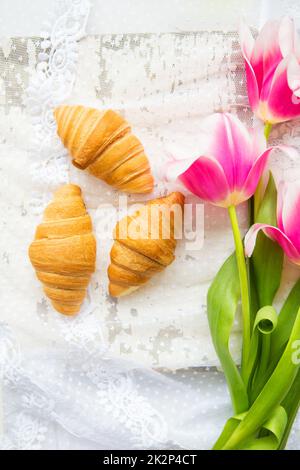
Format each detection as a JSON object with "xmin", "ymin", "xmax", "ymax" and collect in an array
[
  {"xmin": 0, "ymin": 0, "xmax": 264, "ymax": 36},
  {"xmin": 1, "ymin": 0, "xmax": 300, "ymax": 450}
]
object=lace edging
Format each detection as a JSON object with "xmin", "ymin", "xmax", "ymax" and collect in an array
[{"xmin": 26, "ymin": 0, "xmax": 91, "ymax": 213}]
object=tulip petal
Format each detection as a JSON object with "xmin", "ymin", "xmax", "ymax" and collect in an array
[
  {"xmin": 249, "ymin": 124, "xmax": 267, "ymax": 155},
  {"xmin": 240, "ymin": 21, "xmax": 260, "ymax": 111},
  {"xmin": 243, "ymin": 144, "xmax": 298, "ymax": 199},
  {"xmin": 178, "ymin": 155, "xmax": 230, "ymax": 205},
  {"xmin": 279, "ymin": 16, "xmax": 300, "ymax": 60},
  {"xmin": 251, "ymin": 20, "xmax": 283, "ymax": 93},
  {"xmin": 164, "ymin": 153, "xmax": 201, "ymax": 182},
  {"xmin": 239, "ymin": 19, "xmax": 255, "ymax": 60},
  {"xmin": 206, "ymin": 113, "xmax": 255, "ymax": 191},
  {"xmin": 242, "ymin": 148, "xmax": 272, "ymax": 198},
  {"xmin": 287, "ymin": 55, "xmax": 300, "ymax": 97},
  {"xmin": 266, "ymin": 56, "xmax": 300, "ymax": 122},
  {"xmin": 245, "ymin": 223, "xmax": 300, "ymax": 263},
  {"xmin": 276, "ymin": 180, "xmax": 287, "ymax": 232},
  {"xmin": 258, "ymin": 20, "xmax": 292, "ymax": 103},
  {"xmin": 279, "ymin": 181, "xmax": 300, "ymax": 249}
]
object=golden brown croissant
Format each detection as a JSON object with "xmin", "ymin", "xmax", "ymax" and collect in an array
[
  {"xmin": 28, "ymin": 184, "xmax": 96, "ymax": 315},
  {"xmin": 108, "ymin": 192, "xmax": 185, "ymax": 297},
  {"xmin": 54, "ymin": 105, "xmax": 154, "ymax": 194}
]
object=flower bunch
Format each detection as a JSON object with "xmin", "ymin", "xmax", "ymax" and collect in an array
[
  {"xmin": 240, "ymin": 17, "xmax": 300, "ymax": 126},
  {"xmin": 165, "ymin": 17, "xmax": 300, "ymax": 450}
]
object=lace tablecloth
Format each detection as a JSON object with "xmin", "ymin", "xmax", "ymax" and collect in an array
[{"xmin": 1, "ymin": 0, "xmax": 300, "ymax": 450}]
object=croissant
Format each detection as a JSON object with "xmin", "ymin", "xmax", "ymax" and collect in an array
[
  {"xmin": 28, "ymin": 184, "xmax": 96, "ymax": 315},
  {"xmin": 108, "ymin": 192, "xmax": 185, "ymax": 297},
  {"xmin": 54, "ymin": 105, "xmax": 154, "ymax": 194}
]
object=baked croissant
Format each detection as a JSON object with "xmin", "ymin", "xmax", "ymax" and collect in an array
[
  {"xmin": 108, "ymin": 192, "xmax": 185, "ymax": 297},
  {"xmin": 54, "ymin": 105, "xmax": 154, "ymax": 194},
  {"xmin": 28, "ymin": 184, "xmax": 96, "ymax": 315}
]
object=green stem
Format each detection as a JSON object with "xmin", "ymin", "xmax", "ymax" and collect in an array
[
  {"xmin": 220, "ymin": 307, "xmax": 300, "ymax": 450},
  {"xmin": 228, "ymin": 205, "xmax": 251, "ymax": 377},
  {"xmin": 264, "ymin": 121, "xmax": 272, "ymax": 140},
  {"xmin": 253, "ymin": 334, "xmax": 271, "ymax": 392},
  {"xmin": 279, "ymin": 369, "xmax": 300, "ymax": 449},
  {"xmin": 253, "ymin": 177, "xmax": 265, "ymax": 222},
  {"xmin": 253, "ymin": 122, "xmax": 273, "ymax": 220}
]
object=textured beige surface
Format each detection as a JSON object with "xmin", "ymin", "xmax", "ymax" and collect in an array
[
  {"xmin": 0, "ymin": 0, "xmax": 264, "ymax": 36},
  {"xmin": 1, "ymin": 29, "xmax": 300, "ymax": 370}
]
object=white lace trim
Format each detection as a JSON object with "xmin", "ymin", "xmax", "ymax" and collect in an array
[
  {"xmin": 0, "ymin": 0, "xmax": 89, "ymax": 450},
  {"xmin": 85, "ymin": 356, "xmax": 169, "ymax": 448},
  {"xmin": 0, "ymin": 323, "xmax": 169, "ymax": 449},
  {"xmin": 26, "ymin": 0, "xmax": 91, "ymax": 213}
]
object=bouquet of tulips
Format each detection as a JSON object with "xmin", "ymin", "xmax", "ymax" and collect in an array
[{"xmin": 166, "ymin": 17, "xmax": 300, "ymax": 450}]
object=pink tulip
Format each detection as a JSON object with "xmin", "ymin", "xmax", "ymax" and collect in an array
[
  {"xmin": 164, "ymin": 113, "xmax": 275, "ymax": 208},
  {"xmin": 240, "ymin": 17, "xmax": 300, "ymax": 124},
  {"xmin": 245, "ymin": 181, "xmax": 300, "ymax": 264}
]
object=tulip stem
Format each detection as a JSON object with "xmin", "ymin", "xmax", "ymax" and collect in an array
[
  {"xmin": 264, "ymin": 122, "xmax": 272, "ymax": 141},
  {"xmin": 253, "ymin": 123, "xmax": 272, "ymax": 220},
  {"xmin": 228, "ymin": 205, "xmax": 251, "ymax": 377}
]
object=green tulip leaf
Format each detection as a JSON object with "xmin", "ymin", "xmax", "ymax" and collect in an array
[
  {"xmin": 245, "ymin": 306, "xmax": 277, "ymax": 393},
  {"xmin": 217, "ymin": 306, "xmax": 300, "ymax": 450},
  {"xmin": 279, "ymin": 369, "xmax": 300, "ymax": 449},
  {"xmin": 207, "ymin": 253, "xmax": 248, "ymax": 414},
  {"xmin": 270, "ymin": 277, "xmax": 300, "ymax": 366},
  {"xmin": 251, "ymin": 172, "xmax": 283, "ymax": 307},
  {"xmin": 213, "ymin": 406, "xmax": 287, "ymax": 450}
]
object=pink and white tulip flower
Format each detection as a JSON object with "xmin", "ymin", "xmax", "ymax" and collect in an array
[
  {"xmin": 245, "ymin": 181, "xmax": 300, "ymax": 264},
  {"xmin": 165, "ymin": 113, "xmax": 275, "ymax": 208},
  {"xmin": 240, "ymin": 17, "xmax": 300, "ymax": 124}
]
